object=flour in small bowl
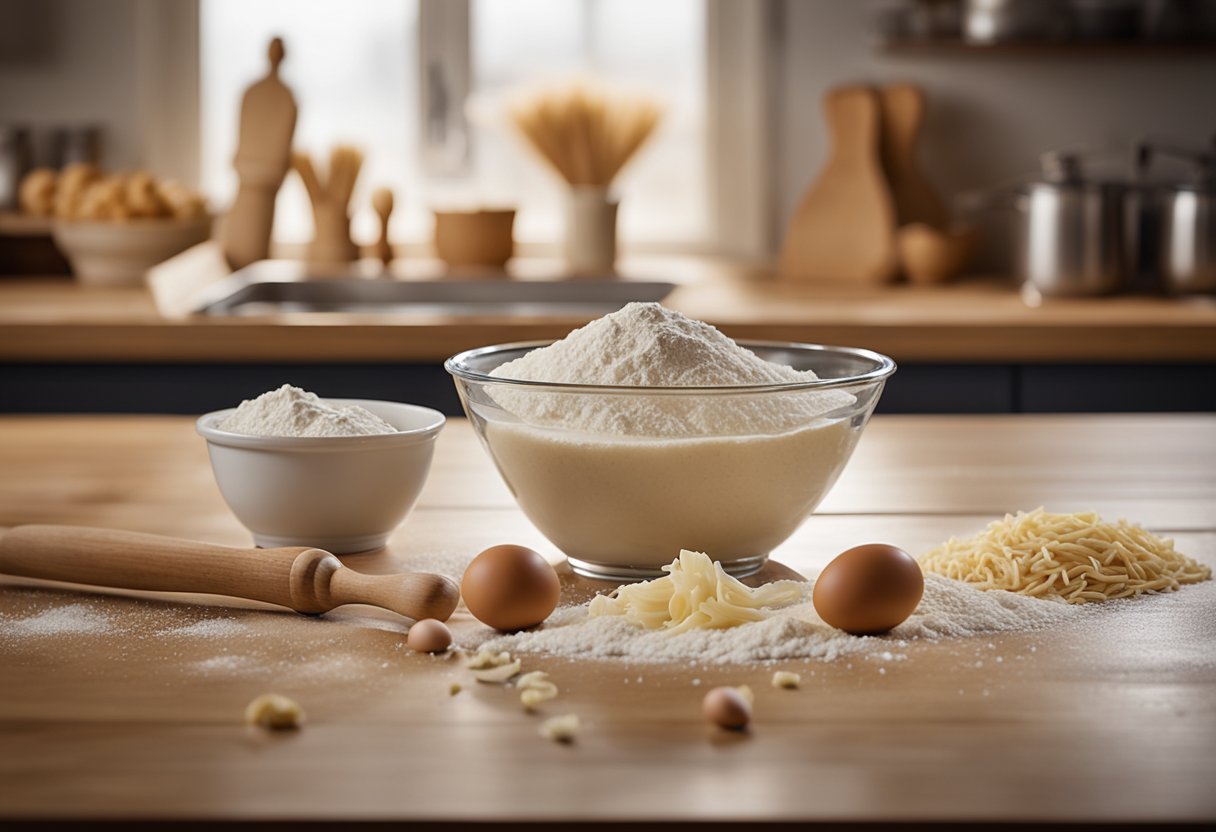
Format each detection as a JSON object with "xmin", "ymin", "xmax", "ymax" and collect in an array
[{"xmin": 218, "ymin": 384, "xmax": 395, "ymax": 438}]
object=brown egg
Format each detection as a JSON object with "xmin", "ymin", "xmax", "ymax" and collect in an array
[
  {"xmin": 460, "ymin": 544, "xmax": 561, "ymax": 631},
  {"xmin": 702, "ymin": 687, "xmax": 751, "ymax": 730},
  {"xmin": 812, "ymin": 543, "xmax": 924, "ymax": 635},
  {"xmin": 406, "ymin": 618, "xmax": 453, "ymax": 654}
]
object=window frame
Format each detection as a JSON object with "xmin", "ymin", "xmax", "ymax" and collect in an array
[{"xmin": 141, "ymin": 0, "xmax": 776, "ymax": 258}]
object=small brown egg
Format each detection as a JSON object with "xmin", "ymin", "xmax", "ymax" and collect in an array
[
  {"xmin": 702, "ymin": 686, "xmax": 751, "ymax": 730},
  {"xmin": 812, "ymin": 543, "xmax": 924, "ymax": 635},
  {"xmin": 460, "ymin": 544, "xmax": 561, "ymax": 631},
  {"xmin": 406, "ymin": 618, "xmax": 453, "ymax": 654}
]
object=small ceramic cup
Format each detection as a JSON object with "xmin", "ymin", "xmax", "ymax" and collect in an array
[{"xmin": 433, "ymin": 208, "xmax": 516, "ymax": 270}]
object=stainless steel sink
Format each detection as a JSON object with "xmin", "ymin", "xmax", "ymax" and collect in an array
[{"xmin": 196, "ymin": 261, "xmax": 676, "ymax": 317}]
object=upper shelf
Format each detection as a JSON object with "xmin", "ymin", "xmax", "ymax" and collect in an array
[{"xmin": 877, "ymin": 38, "xmax": 1216, "ymax": 56}]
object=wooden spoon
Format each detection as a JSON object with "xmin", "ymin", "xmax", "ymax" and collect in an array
[{"xmin": 0, "ymin": 525, "xmax": 460, "ymax": 622}]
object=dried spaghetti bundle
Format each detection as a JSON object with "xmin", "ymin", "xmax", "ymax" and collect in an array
[
  {"xmin": 920, "ymin": 508, "xmax": 1210, "ymax": 603},
  {"xmin": 508, "ymin": 81, "xmax": 663, "ymax": 187}
]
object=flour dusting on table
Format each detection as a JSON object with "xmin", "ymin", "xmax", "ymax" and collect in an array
[{"xmin": 474, "ymin": 574, "xmax": 1081, "ymax": 665}]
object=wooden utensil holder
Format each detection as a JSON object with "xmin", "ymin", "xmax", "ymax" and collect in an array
[{"xmin": 308, "ymin": 201, "xmax": 358, "ymax": 265}]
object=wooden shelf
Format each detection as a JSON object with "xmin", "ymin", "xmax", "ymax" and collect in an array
[{"xmin": 878, "ymin": 37, "xmax": 1216, "ymax": 56}]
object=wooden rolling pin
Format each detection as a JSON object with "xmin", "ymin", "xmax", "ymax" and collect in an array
[{"xmin": 0, "ymin": 525, "xmax": 460, "ymax": 622}]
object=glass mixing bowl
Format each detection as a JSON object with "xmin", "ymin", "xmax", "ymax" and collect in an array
[{"xmin": 446, "ymin": 341, "xmax": 895, "ymax": 581}]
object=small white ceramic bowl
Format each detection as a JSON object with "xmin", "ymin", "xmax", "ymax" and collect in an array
[
  {"xmin": 197, "ymin": 399, "xmax": 445, "ymax": 553},
  {"xmin": 53, "ymin": 216, "xmax": 212, "ymax": 287}
]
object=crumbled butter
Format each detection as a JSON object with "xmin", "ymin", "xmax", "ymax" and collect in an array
[
  {"xmin": 521, "ymin": 682, "xmax": 559, "ymax": 710},
  {"xmin": 539, "ymin": 714, "xmax": 579, "ymax": 743},
  {"xmin": 472, "ymin": 659, "xmax": 522, "ymax": 683},
  {"xmin": 465, "ymin": 649, "xmax": 513, "ymax": 670},
  {"xmin": 771, "ymin": 671, "xmax": 801, "ymax": 690},
  {"xmin": 515, "ymin": 670, "xmax": 550, "ymax": 688},
  {"xmin": 244, "ymin": 693, "xmax": 304, "ymax": 730}
]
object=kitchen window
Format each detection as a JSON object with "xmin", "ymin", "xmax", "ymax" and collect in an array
[{"xmin": 192, "ymin": 0, "xmax": 772, "ymax": 257}]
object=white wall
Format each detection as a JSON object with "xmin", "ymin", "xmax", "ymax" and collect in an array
[
  {"xmin": 0, "ymin": 0, "xmax": 143, "ymax": 169},
  {"xmin": 775, "ymin": 1, "xmax": 1216, "ymax": 269}
]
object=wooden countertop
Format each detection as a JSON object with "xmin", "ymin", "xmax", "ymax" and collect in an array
[
  {"xmin": 1, "ymin": 413, "xmax": 1214, "ymax": 826},
  {"xmin": 1, "ymin": 258, "xmax": 1214, "ymax": 363}
]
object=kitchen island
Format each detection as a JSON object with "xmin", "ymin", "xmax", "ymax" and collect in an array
[
  {"xmin": 1, "ymin": 259, "xmax": 1214, "ymax": 414},
  {"xmin": 1, "ymin": 413, "xmax": 1213, "ymax": 827}
]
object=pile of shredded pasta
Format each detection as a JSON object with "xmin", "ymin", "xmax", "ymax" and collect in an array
[
  {"xmin": 919, "ymin": 508, "xmax": 1211, "ymax": 603},
  {"xmin": 588, "ymin": 550, "xmax": 803, "ymax": 632}
]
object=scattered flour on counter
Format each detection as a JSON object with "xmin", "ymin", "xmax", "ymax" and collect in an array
[
  {"xmin": 0, "ymin": 589, "xmax": 421, "ymax": 689},
  {"xmin": 4, "ymin": 603, "xmax": 113, "ymax": 636},
  {"xmin": 474, "ymin": 574, "xmax": 1081, "ymax": 666},
  {"xmin": 217, "ymin": 384, "xmax": 395, "ymax": 438},
  {"xmin": 487, "ymin": 302, "xmax": 854, "ymax": 436},
  {"xmin": 160, "ymin": 618, "xmax": 249, "ymax": 638},
  {"xmin": 191, "ymin": 654, "xmax": 255, "ymax": 674}
]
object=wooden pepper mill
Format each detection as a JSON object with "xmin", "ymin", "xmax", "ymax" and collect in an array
[{"xmin": 220, "ymin": 38, "xmax": 298, "ymax": 270}]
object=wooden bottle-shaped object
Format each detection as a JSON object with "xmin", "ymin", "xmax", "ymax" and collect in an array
[
  {"xmin": 879, "ymin": 83, "xmax": 948, "ymax": 230},
  {"xmin": 882, "ymin": 84, "xmax": 978, "ymax": 283},
  {"xmin": 779, "ymin": 85, "xmax": 898, "ymax": 284},
  {"xmin": 220, "ymin": 38, "xmax": 298, "ymax": 270}
]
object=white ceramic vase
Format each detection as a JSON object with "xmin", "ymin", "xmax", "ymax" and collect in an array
[{"xmin": 564, "ymin": 186, "xmax": 618, "ymax": 276}]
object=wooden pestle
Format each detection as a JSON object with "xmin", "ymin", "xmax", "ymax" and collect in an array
[
  {"xmin": 371, "ymin": 187, "xmax": 394, "ymax": 267},
  {"xmin": 0, "ymin": 525, "xmax": 460, "ymax": 622}
]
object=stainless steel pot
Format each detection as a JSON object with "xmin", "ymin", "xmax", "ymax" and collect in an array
[
  {"xmin": 1160, "ymin": 184, "xmax": 1216, "ymax": 293},
  {"xmin": 964, "ymin": 0, "xmax": 1071, "ymax": 42},
  {"xmin": 1016, "ymin": 152, "xmax": 1126, "ymax": 297},
  {"xmin": 0, "ymin": 124, "xmax": 32, "ymax": 211},
  {"xmin": 1137, "ymin": 138, "xmax": 1216, "ymax": 295}
]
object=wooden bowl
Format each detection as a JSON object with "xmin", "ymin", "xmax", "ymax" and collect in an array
[
  {"xmin": 433, "ymin": 209, "xmax": 515, "ymax": 270},
  {"xmin": 897, "ymin": 223, "xmax": 980, "ymax": 286},
  {"xmin": 52, "ymin": 217, "xmax": 213, "ymax": 287}
]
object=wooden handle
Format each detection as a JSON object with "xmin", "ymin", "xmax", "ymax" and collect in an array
[
  {"xmin": 823, "ymin": 86, "xmax": 881, "ymax": 165},
  {"xmin": 879, "ymin": 83, "xmax": 949, "ymax": 230},
  {"xmin": 0, "ymin": 525, "xmax": 459, "ymax": 622},
  {"xmin": 372, "ymin": 187, "xmax": 394, "ymax": 266},
  {"xmin": 879, "ymin": 83, "xmax": 924, "ymax": 159},
  {"xmin": 327, "ymin": 569, "xmax": 458, "ymax": 622}
]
